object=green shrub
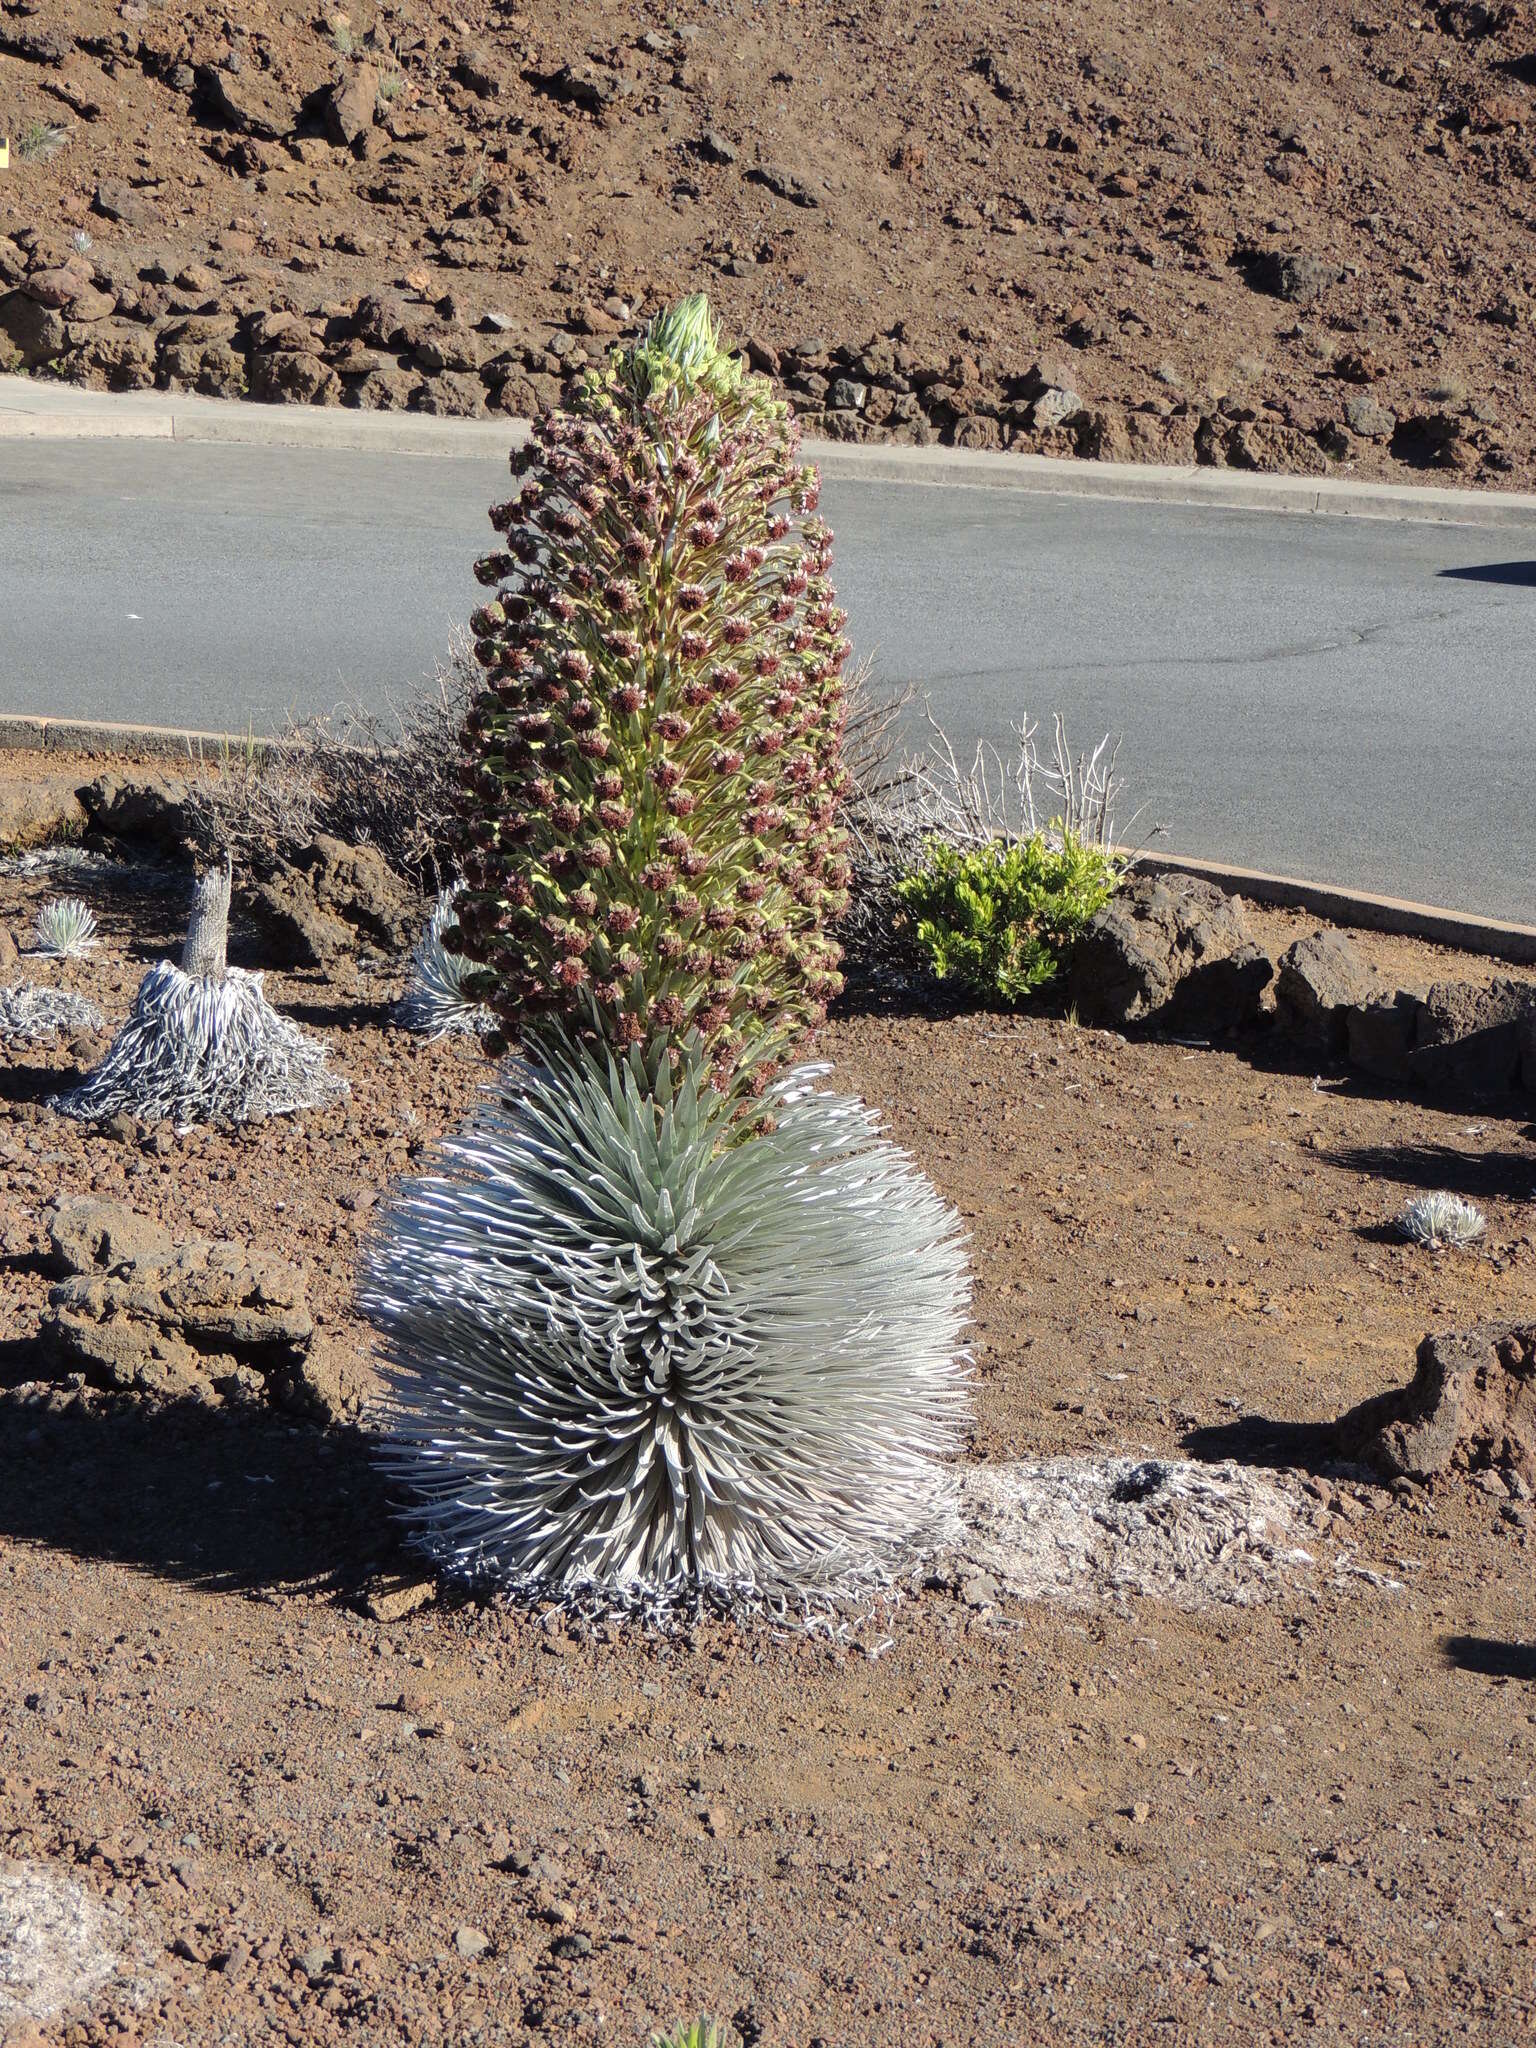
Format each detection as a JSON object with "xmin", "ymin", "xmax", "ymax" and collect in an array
[
  {"xmin": 452, "ymin": 293, "xmax": 853, "ymax": 1090},
  {"xmin": 895, "ymin": 829, "xmax": 1121, "ymax": 1004}
]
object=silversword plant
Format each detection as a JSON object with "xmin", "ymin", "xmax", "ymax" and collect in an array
[
  {"xmin": 361, "ymin": 1035, "xmax": 970, "ymax": 1616},
  {"xmin": 57, "ymin": 860, "xmax": 346, "ymax": 1126},
  {"xmin": 32, "ymin": 896, "xmax": 99, "ymax": 958},
  {"xmin": 1396, "ymin": 1190, "xmax": 1486, "ymax": 1251},
  {"xmin": 397, "ymin": 885, "xmax": 496, "ymax": 1040}
]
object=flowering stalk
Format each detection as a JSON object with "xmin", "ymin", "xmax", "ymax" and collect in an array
[{"xmin": 451, "ymin": 295, "xmax": 854, "ymax": 1087}]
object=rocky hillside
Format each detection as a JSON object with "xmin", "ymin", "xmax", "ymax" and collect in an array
[{"xmin": 3, "ymin": 0, "xmax": 1535, "ymax": 484}]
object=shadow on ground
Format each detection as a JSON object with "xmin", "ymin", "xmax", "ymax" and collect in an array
[
  {"xmin": 1442, "ymin": 1635, "xmax": 1536, "ymax": 1681},
  {"xmin": 281, "ymin": 995, "xmax": 399, "ymax": 1032},
  {"xmin": 1180, "ymin": 1412, "xmax": 1353, "ymax": 1477},
  {"xmin": 0, "ymin": 1394, "xmax": 398, "ymax": 1596},
  {"xmin": 1438, "ymin": 561, "xmax": 1536, "ymax": 587},
  {"xmin": 0, "ymin": 1062, "xmax": 77, "ymax": 1107},
  {"xmin": 1323, "ymin": 1142, "xmax": 1536, "ymax": 1203}
]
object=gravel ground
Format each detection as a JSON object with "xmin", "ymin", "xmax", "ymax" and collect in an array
[
  {"xmin": 7, "ymin": 0, "xmax": 1536, "ymax": 486},
  {"xmin": 0, "ymin": 863, "xmax": 1533, "ymax": 2047}
]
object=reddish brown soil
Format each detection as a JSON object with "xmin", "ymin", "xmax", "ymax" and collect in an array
[
  {"xmin": 4, "ymin": 0, "xmax": 1536, "ymax": 485},
  {"xmin": 2, "ymin": 862, "xmax": 1535, "ymax": 2047}
]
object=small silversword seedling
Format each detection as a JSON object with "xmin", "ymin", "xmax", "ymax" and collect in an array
[
  {"xmin": 57, "ymin": 860, "xmax": 347, "ymax": 1127},
  {"xmin": 452, "ymin": 293, "xmax": 853, "ymax": 1089},
  {"xmin": 654, "ymin": 2022, "xmax": 732, "ymax": 2048},
  {"xmin": 32, "ymin": 896, "xmax": 99, "ymax": 958},
  {"xmin": 361, "ymin": 1033, "xmax": 971, "ymax": 1616},
  {"xmin": 397, "ymin": 885, "xmax": 496, "ymax": 1040},
  {"xmin": 1396, "ymin": 1190, "xmax": 1486, "ymax": 1251}
]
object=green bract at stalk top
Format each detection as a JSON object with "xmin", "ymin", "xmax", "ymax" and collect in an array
[
  {"xmin": 608, "ymin": 292, "xmax": 761, "ymax": 411},
  {"xmin": 452, "ymin": 295, "xmax": 854, "ymax": 1092}
]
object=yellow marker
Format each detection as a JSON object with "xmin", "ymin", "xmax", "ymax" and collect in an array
[{"xmin": 0, "ymin": 139, "xmax": 10, "ymax": 172}]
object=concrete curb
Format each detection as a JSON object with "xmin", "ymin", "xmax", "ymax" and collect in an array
[
  {"xmin": 3, "ymin": 712, "xmax": 1532, "ymax": 964},
  {"xmin": 1136, "ymin": 852, "xmax": 1536, "ymax": 967},
  {"xmin": 0, "ymin": 713, "xmax": 269, "ymax": 763},
  {"xmin": 6, "ymin": 374, "xmax": 1536, "ymax": 527}
]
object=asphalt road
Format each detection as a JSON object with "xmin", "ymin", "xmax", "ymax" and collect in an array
[{"xmin": 3, "ymin": 438, "xmax": 1532, "ymax": 922}]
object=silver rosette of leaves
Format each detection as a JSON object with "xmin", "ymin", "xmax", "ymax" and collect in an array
[
  {"xmin": 396, "ymin": 884, "xmax": 495, "ymax": 1040},
  {"xmin": 360, "ymin": 1035, "xmax": 972, "ymax": 1619},
  {"xmin": 54, "ymin": 861, "xmax": 347, "ymax": 1127},
  {"xmin": 1396, "ymin": 1190, "xmax": 1485, "ymax": 1250},
  {"xmin": 31, "ymin": 896, "xmax": 99, "ymax": 958}
]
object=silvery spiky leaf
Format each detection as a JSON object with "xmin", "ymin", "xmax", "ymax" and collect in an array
[
  {"xmin": 1397, "ymin": 1190, "xmax": 1486, "ymax": 1250},
  {"xmin": 0, "ymin": 983, "xmax": 105, "ymax": 1043},
  {"xmin": 360, "ymin": 1034, "xmax": 972, "ymax": 1619},
  {"xmin": 396, "ymin": 886, "xmax": 495, "ymax": 1040},
  {"xmin": 54, "ymin": 961, "xmax": 347, "ymax": 1127},
  {"xmin": 31, "ymin": 896, "xmax": 99, "ymax": 958}
]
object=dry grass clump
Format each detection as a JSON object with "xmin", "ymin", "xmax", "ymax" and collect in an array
[{"xmin": 183, "ymin": 640, "xmax": 477, "ymax": 891}]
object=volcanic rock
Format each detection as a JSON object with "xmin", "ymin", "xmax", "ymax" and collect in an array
[
  {"xmin": 1338, "ymin": 1324, "xmax": 1536, "ymax": 1495},
  {"xmin": 94, "ymin": 178, "xmax": 160, "ymax": 229},
  {"xmin": 1344, "ymin": 990, "xmax": 1423, "ymax": 1083},
  {"xmin": 0, "ymin": 291, "xmax": 67, "ymax": 369},
  {"xmin": 1408, "ymin": 978, "xmax": 1536, "ymax": 1098},
  {"xmin": 242, "ymin": 835, "xmax": 418, "ymax": 969},
  {"xmin": 42, "ymin": 1199, "xmax": 315, "ymax": 1405},
  {"xmin": 1067, "ymin": 873, "xmax": 1255, "ymax": 1028},
  {"xmin": 198, "ymin": 63, "xmax": 299, "ymax": 141},
  {"xmin": 1274, "ymin": 930, "xmax": 1380, "ymax": 1051},
  {"xmin": 77, "ymin": 771, "xmax": 197, "ymax": 856},
  {"xmin": 323, "ymin": 63, "xmax": 379, "ymax": 148}
]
